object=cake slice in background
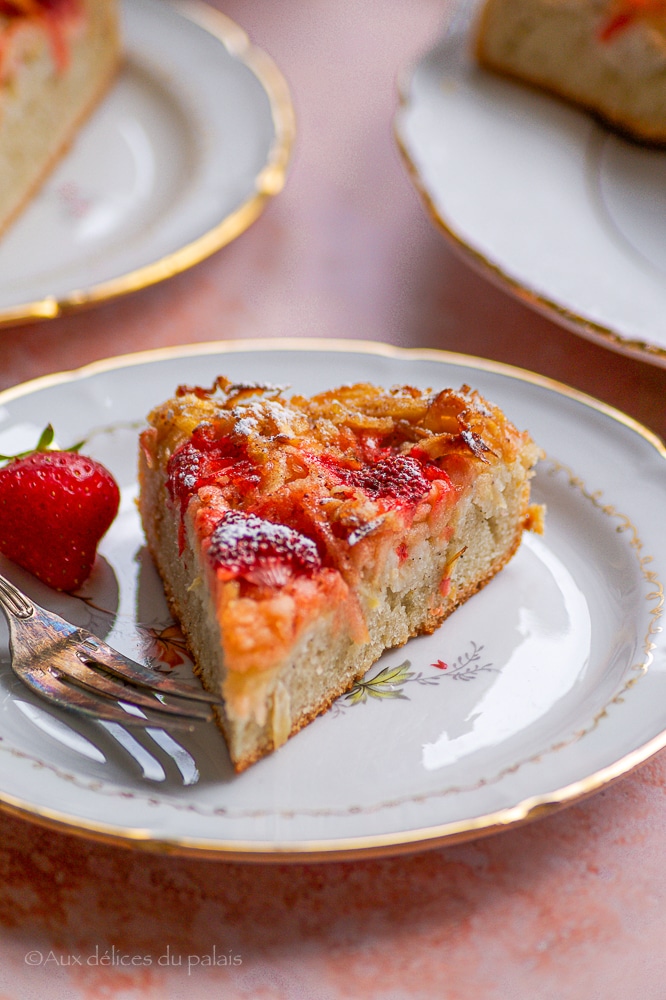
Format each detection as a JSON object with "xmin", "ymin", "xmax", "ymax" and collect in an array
[
  {"xmin": 475, "ymin": 0, "xmax": 666, "ymax": 146},
  {"xmin": 0, "ymin": 0, "xmax": 121, "ymax": 238},
  {"xmin": 139, "ymin": 377, "xmax": 544, "ymax": 772}
]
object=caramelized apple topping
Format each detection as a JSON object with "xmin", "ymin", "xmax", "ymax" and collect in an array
[{"xmin": 149, "ymin": 378, "xmax": 538, "ymax": 588}]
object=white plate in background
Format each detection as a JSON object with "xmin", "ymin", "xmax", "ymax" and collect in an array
[
  {"xmin": 0, "ymin": 0, "xmax": 294, "ymax": 326},
  {"xmin": 395, "ymin": 4, "xmax": 666, "ymax": 367}
]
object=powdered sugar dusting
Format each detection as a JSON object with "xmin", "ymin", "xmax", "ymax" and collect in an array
[
  {"xmin": 231, "ymin": 399, "xmax": 301, "ymax": 441},
  {"xmin": 208, "ymin": 510, "xmax": 321, "ymax": 586},
  {"xmin": 231, "ymin": 412, "xmax": 260, "ymax": 437}
]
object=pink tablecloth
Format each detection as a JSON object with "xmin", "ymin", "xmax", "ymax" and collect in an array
[{"xmin": 0, "ymin": 2, "xmax": 665, "ymax": 997}]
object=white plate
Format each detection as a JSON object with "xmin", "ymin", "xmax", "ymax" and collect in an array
[
  {"xmin": 0, "ymin": 0, "xmax": 294, "ymax": 326},
  {"xmin": 0, "ymin": 340, "xmax": 664, "ymax": 860},
  {"xmin": 395, "ymin": 3, "xmax": 666, "ymax": 367}
]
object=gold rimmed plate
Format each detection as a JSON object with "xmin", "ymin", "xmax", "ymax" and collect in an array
[
  {"xmin": 0, "ymin": 340, "xmax": 664, "ymax": 860},
  {"xmin": 0, "ymin": 0, "xmax": 294, "ymax": 326},
  {"xmin": 395, "ymin": 1, "xmax": 666, "ymax": 367}
]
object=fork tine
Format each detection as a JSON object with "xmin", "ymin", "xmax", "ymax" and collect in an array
[
  {"xmin": 47, "ymin": 652, "xmax": 215, "ymax": 721},
  {"xmin": 20, "ymin": 666, "xmax": 204, "ymax": 731},
  {"xmin": 71, "ymin": 631, "xmax": 223, "ymax": 705},
  {"xmin": 0, "ymin": 570, "xmax": 222, "ymax": 727}
]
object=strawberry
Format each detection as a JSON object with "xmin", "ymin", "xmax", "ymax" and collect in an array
[{"xmin": 0, "ymin": 425, "xmax": 120, "ymax": 592}]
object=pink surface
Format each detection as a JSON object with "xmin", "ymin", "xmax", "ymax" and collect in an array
[{"xmin": 0, "ymin": 1, "xmax": 665, "ymax": 997}]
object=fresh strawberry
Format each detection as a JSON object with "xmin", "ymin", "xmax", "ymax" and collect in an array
[{"xmin": 0, "ymin": 425, "xmax": 120, "ymax": 592}]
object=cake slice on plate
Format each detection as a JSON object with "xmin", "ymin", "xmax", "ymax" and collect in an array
[
  {"xmin": 0, "ymin": 0, "xmax": 121, "ymax": 238},
  {"xmin": 475, "ymin": 0, "xmax": 666, "ymax": 146},
  {"xmin": 139, "ymin": 376, "xmax": 544, "ymax": 771}
]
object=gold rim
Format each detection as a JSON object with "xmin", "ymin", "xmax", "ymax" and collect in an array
[
  {"xmin": 0, "ymin": 337, "xmax": 664, "ymax": 861},
  {"xmin": 394, "ymin": 79, "xmax": 666, "ymax": 369},
  {"xmin": 0, "ymin": 0, "xmax": 295, "ymax": 329}
]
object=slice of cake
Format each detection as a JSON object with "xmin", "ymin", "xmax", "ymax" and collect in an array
[
  {"xmin": 0, "ymin": 0, "xmax": 121, "ymax": 238},
  {"xmin": 139, "ymin": 377, "xmax": 544, "ymax": 771},
  {"xmin": 475, "ymin": 0, "xmax": 666, "ymax": 146}
]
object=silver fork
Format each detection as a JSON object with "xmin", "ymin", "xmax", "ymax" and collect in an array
[{"xmin": 0, "ymin": 571, "xmax": 221, "ymax": 730}]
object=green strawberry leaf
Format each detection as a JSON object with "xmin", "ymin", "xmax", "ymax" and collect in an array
[
  {"xmin": 34, "ymin": 424, "xmax": 56, "ymax": 452},
  {"xmin": 0, "ymin": 424, "xmax": 85, "ymax": 465}
]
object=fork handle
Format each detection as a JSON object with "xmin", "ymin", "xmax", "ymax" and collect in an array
[{"xmin": 0, "ymin": 572, "xmax": 35, "ymax": 620}]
